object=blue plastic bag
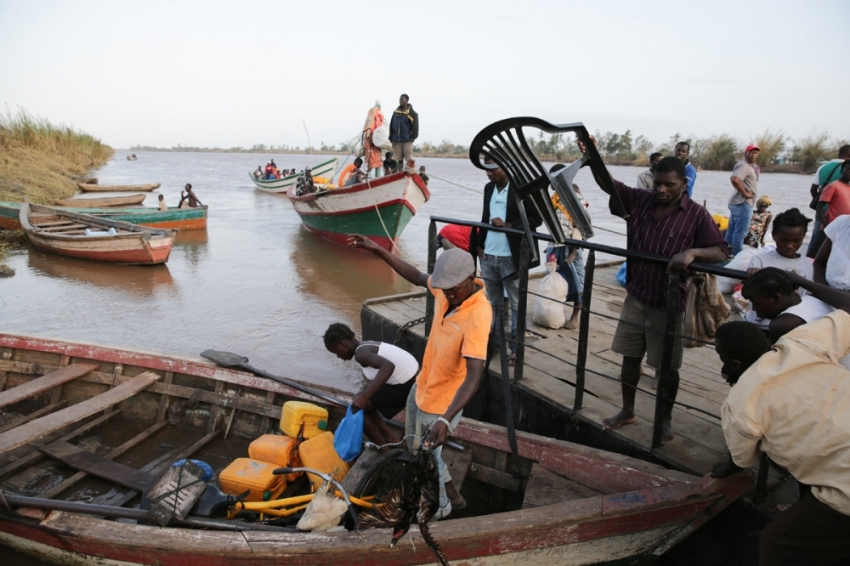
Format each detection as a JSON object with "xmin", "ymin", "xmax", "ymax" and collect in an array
[
  {"xmin": 171, "ymin": 459, "xmax": 213, "ymax": 482},
  {"xmin": 333, "ymin": 405, "xmax": 365, "ymax": 461},
  {"xmin": 616, "ymin": 262, "xmax": 627, "ymax": 287}
]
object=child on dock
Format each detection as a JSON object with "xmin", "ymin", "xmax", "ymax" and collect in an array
[{"xmin": 323, "ymin": 323, "xmax": 418, "ymax": 450}]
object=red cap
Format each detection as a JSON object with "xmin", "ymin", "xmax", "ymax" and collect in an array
[{"xmin": 745, "ymin": 144, "xmax": 760, "ymax": 153}]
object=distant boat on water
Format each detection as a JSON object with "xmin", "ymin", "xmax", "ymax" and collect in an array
[
  {"xmin": 19, "ymin": 201, "xmax": 177, "ymax": 265},
  {"xmin": 288, "ymin": 169, "xmax": 429, "ymax": 251},
  {"xmin": 127, "ymin": 154, "xmax": 138, "ymax": 161},
  {"xmin": 78, "ymin": 182, "xmax": 160, "ymax": 192},
  {"xmin": 51, "ymin": 194, "xmax": 147, "ymax": 208},
  {"xmin": 250, "ymin": 157, "xmax": 338, "ymax": 194}
]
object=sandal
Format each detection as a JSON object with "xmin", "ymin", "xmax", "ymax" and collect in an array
[{"xmin": 507, "ymin": 354, "xmax": 516, "ymax": 367}]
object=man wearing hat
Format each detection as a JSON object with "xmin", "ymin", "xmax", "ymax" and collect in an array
[
  {"xmin": 726, "ymin": 144, "xmax": 760, "ymax": 256},
  {"xmin": 348, "ymin": 234, "xmax": 492, "ymax": 518}
]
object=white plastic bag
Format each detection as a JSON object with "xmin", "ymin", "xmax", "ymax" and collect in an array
[
  {"xmin": 371, "ymin": 121, "xmax": 391, "ymax": 149},
  {"xmin": 533, "ymin": 262, "xmax": 569, "ymax": 329}
]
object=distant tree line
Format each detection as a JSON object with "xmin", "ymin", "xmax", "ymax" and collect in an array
[{"xmin": 132, "ymin": 129, "xmax": 848, "ymax": 172}]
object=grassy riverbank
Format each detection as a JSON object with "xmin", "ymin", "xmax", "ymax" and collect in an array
[{"xmin": 0, "ymin": 110, "xmax": 113, "ymax": 204}]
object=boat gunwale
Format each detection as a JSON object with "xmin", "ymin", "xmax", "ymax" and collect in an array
[{"xmin": 287, "ymin": 171, "xmax": 430, "ymax": 204}]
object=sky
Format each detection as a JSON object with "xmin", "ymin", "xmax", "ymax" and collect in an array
[{"xmin": 1, "ymin": 0, "xmax": 848, "ymax": 150}]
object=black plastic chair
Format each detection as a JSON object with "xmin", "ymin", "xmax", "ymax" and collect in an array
[{"xmin": 469, "ymin": 117, "xmax": 626, "ymax": 262}]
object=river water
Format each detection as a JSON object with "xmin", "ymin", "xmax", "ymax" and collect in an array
[{"xmin": 0, "ymin": 151, "xmax": 813, "ymax": 564}]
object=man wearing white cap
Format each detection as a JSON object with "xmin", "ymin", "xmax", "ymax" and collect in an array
[
  {"xmin": 348, "ymin": 234, "xmax": 492, "ymax": 519},
  {"xmin": 726, "ymin": 144, "xmax": 760, "ymax": 256}
]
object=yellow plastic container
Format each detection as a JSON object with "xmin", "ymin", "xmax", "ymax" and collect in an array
[
  {"xmin": 218, "ymin": 458, "xmax": 286, "ymax": 502},
  {"xmin": 248, "ymin": 434, "xmax": 303, "ymax": 482},
  {"xmin": 280, "ymin": 401, "xmax": 329, "ymax": 440},
  {"xmin": 713, "ymin": 214, "xmax": 729, "ymax": 232},
  {"xmin": 298, "ymin": 432, "xmax": 350, "ymax": 492}
]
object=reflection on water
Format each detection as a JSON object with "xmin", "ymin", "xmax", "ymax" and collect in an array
[{"xmin": 27, "ymin": 248, "xmax": 175, "ymax": 296}]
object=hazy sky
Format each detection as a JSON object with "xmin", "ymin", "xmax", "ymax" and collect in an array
[{"xmin": 2, "ymin": 0, "xmax": 847, "ymax": 150}]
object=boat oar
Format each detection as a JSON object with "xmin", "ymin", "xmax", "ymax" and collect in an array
[{"xmin": 200, "ymin": 350, "xmax": 347, "ymax": 407}]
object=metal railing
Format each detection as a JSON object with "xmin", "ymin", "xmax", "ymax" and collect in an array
[{"xmin": 426, "ymin": 215, "xmax": 748, "ymax": 451}]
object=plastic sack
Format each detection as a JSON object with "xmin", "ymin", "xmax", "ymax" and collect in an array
[
  {"xmin": 371, "ymin": 121, "xmax": 391, "ymax": 150},
  {"xmin": 333, "ymin": 405, "xmax": 364, "ymax": 461},
  {"xmin": 616, "ymin": 262, "xmax": 627, "ymax": 287},
  {"xmin": 717, "ymin": 247, "xmax": 760, "ymax": 294},
  {"xmin": 683, "ymin": 273, "xmax": 731, "ymax": 348},
  {"xmin": 532, "ymin": 262, "xmax": 569, "ymax": 329}
]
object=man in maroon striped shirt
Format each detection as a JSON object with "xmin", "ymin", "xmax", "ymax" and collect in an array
[{"xmin": 581, "ymin": 146, "xmax": 728, "ymax": 441}]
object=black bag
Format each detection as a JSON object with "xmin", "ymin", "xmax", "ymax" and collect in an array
[{"xmin": 809, "ymin": 162, "xmax": 843, "ymax": 210}]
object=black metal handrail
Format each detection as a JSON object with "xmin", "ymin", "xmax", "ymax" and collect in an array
[{"xmin": 425, "ymin": 215, "xmax": 747, "ymax": 451}]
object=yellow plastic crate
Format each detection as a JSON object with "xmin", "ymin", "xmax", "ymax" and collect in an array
[
  {"xmin": 218, "ymin": 458, "xmax": 286, "ymax": 502},
  {"xmin": 280, "ymin": 401, "xmax": 328, "ymax": 440},
  {"xmin": 298, "ymin": 432, "xmax": 350, "ymax": 492}
]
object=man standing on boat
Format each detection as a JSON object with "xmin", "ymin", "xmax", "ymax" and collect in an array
[
  {"xmin": 711, "ymin": 278, "xmax": 850, "ymax": 565},
  {"xmin": 636, "ymin": 152, "xmax": 663, "ymax": 190},
  {"xmin": 579, "ymin": 140, "xmax": 728, "ymax": 441},
  {"xmin": 726, "ymin": 145, "xmax": 759, "ymax": 256},
  {"xmin": 674, "ymin": 142, "xmax": 697, "ymax": 197},
  {"xmin": 347, "ymin": 235, "xmax": 491, "ymax": 519},
  {"xmin": 389, "ymin": 94, "xmax": 418, "ymax": 169}
]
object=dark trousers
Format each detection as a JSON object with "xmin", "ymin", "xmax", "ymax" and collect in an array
[{"xmin": 760, "ymin": 491, "xmax": 850, "ymax": 566}]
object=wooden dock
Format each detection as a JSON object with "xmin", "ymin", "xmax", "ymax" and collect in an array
[{"xmin": 362, "ymin": 263, "xmax": 741, "ymax": 478}]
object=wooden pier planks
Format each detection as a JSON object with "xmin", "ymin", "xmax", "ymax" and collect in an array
[
  {"xmin": 0, "ymin": 363, "xmax": 100, "ymax": 409},
  {"xmin": 0, "ymin": 371, "xmax": 161, "ymax": 456}
]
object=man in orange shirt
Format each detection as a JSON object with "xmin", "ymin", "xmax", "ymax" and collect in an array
[
  {"xmin": 338, "ymin": 157, "xmax": 364, "ymax": 187},
  {"xmin": 348, "ymin": 234, "xmax": 492, "ymax": 519},
  {"xmin": 818, "ymin": 160, "xmax": 850, "ymax": 226}
]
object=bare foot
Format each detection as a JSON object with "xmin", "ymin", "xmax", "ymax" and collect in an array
[
  {"xmin": 661, "ymin": 418, "xmax": 674, "ymax": 442},
  {"xmin": 602, "ymin": 409, "xmax": 636, "ymax": 431},
  {"xmin": 444, "ymin": 480, "xmax": 466, "ymax": 508},
  {"xmin": 565, "ymin": 308, "xmax": 580, "ymax": 330}
]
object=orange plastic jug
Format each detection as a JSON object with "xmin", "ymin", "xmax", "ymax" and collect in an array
[
  {"xmin": 298, "ymin": 432, "xmax": 350, "ymax": 492},
  {"xmin": 218, "ymin": 458, "xmax": 286, "ymax": 502},
  {"xmin": 280, "ymin": 401, "xmax": 328, "ymax": 440},
  {"xmin": 248, "ymin": 434, "xmax": 302, "ymax": 482}
]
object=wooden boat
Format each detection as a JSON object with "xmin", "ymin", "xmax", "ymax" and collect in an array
[
  {"xmin": 19, "ymin": 201, "xmax": 177, "ymax": 265},
  {"xmin": 250, "ymin": 157, "xmax": 338, "ymax": 194},
  {"xmin": 288, "ymin": 170, "xmax": 430, "ymax": 251},
  {"xmin": 77, "ymin": 183, "xmax": 160, "ymax": 192},
  {"xmin": 51, "ymin": 194, "xmax": 147, "ymax": 208},
  {"xmin": 0, "ymin": 201, "xmax": 208, "ymax": 231},
  {"xmin": 0, "ymin": 333, "xmax": 752, "ymax": 566}
]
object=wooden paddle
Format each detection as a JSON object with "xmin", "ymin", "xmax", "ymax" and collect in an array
[{"xmin": 200, "ymin": 350, "xmax": 347, "ymax": 407}]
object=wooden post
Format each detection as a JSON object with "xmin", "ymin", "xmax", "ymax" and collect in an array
[
  {"xmin": 651, "ymin": 271, "xmax": 681, "ymax": 450},
  {"xmin": 513, "ymin": 239, "xmax": 530, "ymax": 382},
  {"xmin": 425, "ymin": 219, "xmax": 437, "ymax": 336},
  {"xmin": 573, "ymin": 249, "xmax": 596, "ymax": 413}
]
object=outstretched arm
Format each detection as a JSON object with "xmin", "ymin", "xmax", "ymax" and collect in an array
[
  {"xmin": 348, "ymin": 234, "xmax": 429, "ymax": 287},
  {"xmin": 788, "ymin": 271, "xmax": 850, "ymax": 314}
]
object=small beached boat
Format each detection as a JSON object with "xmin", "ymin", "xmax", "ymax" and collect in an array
[
  {"xmin": 250, "ymin": 157, "xmax": 338, "ymax": 194},
  {"xmin": 19, "ymin": 201, "xmax": 177, "ymax": 265},
  {"xmin": 77, "ymin": 183, "xmax": 160, "ymax": 193},
  {"xmin": 0, "ymin": 333, "xmax": 751, "ymax": 566},
  {"xmin": 51, "ymin": 194, "xmax": 147, "ymax": 208},
  {"xmin": 0, "ymin": 201, "xmax": 207, "ymax": 231},
  {"xmin": 288, "ymin": 170, "xmax": 430, "ymax": 251}
]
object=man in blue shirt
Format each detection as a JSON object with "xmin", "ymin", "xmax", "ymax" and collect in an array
[
  {"xmin": 675, "ymin": 142, "xmax": 697, "ymax": 197},
  {"xmin": 472, "ymin": 158, "xmax": 542, "ymax": 364}
]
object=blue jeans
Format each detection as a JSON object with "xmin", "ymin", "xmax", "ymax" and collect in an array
[
  {"xmin": 480, "ymin": 254, "xmax": 519, "ymax": 353},
  {"xmin": 404, "ymin": 385, "xmax": 462, "ymax": 513},
  {"xmin": 725, "ymin": 203, "xmax": 752, "ymax": 257},
  {"xmin": 807, "ymin": 215, "xmax": 824, "ymax": 258}
]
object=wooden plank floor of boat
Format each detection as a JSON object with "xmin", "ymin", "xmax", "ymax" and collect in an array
[{"xmin": 363, "ymin": 264, "xmax": 749, "ymax": 479}]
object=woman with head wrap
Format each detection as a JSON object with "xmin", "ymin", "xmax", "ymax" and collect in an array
[{"xmin": 745, "ymin": 195, "xmax": 772, "ymax": 248}]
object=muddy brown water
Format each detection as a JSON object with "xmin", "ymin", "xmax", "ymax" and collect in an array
[{"xmin": 0, "ymin": 151, "xmax": 813, "ymax": 564}]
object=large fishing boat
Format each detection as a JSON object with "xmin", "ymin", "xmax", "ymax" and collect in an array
[
  {"xmin": 19, "ymin": 201, "xmax": 177, "ymax": 265},
  {"xmin": 0, "ymin": 332, "xmax": 751, "ymax": 565},
  {"xmin": 0, "ymin": 201, "xmax": 208, "ymax": 231},
  {"xmin": 250, "ymin": 158, "xmax": 339, "ymax": 194},
  {"xmin": 288, "ymin": 170, "xmax": 430, "ymax": 251}
]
